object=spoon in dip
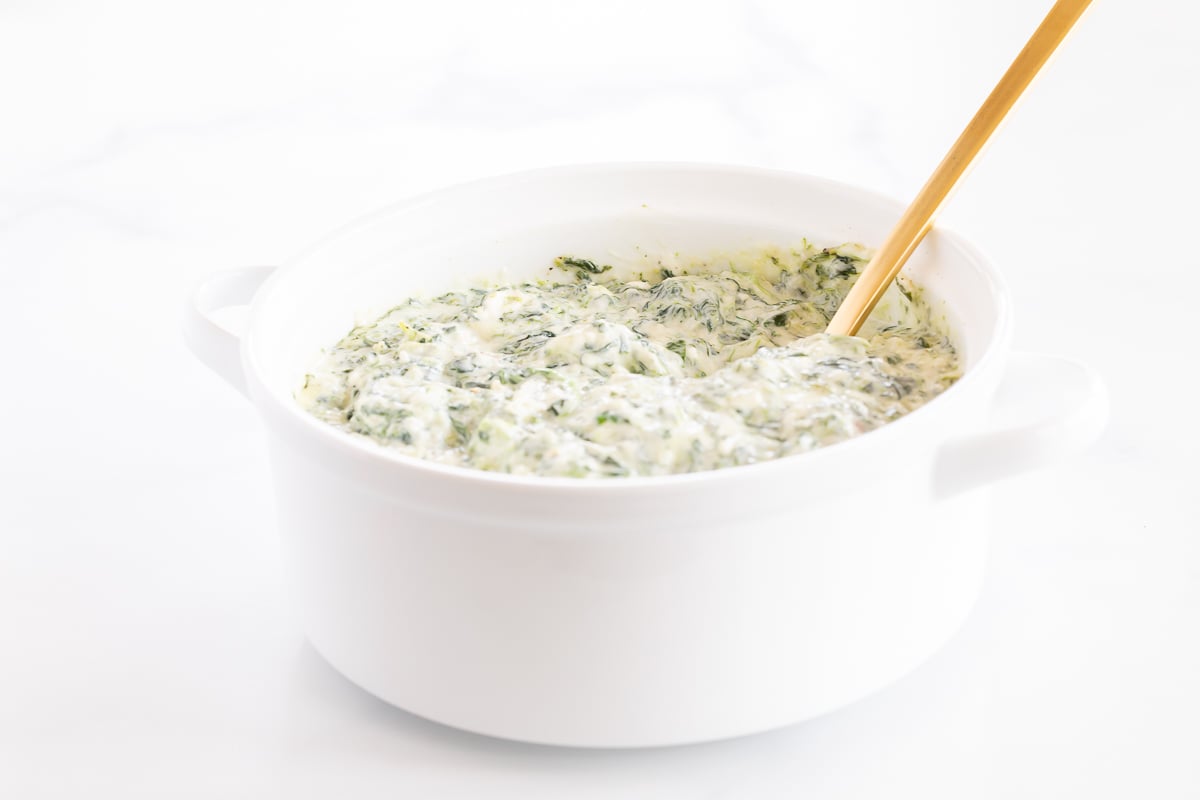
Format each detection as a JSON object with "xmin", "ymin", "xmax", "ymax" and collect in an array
[{"xmin": 826, "ymin": 0, "xmax": 1092, "ymax": 337}]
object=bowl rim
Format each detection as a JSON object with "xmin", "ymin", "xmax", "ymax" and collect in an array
[{"xmin": 242, "ymin": 161, "xmax": 1013, "ymax": 493}]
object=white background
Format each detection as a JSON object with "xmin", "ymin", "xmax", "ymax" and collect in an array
[{"xmin": 2, "ymin": 1, "xmax": 1198, "ymax": 797}]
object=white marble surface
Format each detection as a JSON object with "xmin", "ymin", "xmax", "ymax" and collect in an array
[{"xmin": 2, "ymin": 1, "xmax": 1198, "ymax": 797}]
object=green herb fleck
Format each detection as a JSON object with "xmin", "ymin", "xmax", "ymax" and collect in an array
[{"xmin": 556, "ymin": 256, "xmax": 613, "ymax": 278}]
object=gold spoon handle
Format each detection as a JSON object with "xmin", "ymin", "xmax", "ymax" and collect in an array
[{"xmin": 826, "ymin": 0, "xmax": 1092, "ymax": 337}]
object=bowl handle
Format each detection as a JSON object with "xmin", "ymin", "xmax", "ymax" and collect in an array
[
  {"xmin": 182, "ymin": 266, "xmax": 276, "ymax": 398},
  {"xmin": 933, "ymin": 352, "xmax": 1108, "ymax": 499}
]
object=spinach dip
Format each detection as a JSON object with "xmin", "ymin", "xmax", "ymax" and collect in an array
[{"xmin": 298, "ymin": 245, "xmax": 960, "ymax": 477}]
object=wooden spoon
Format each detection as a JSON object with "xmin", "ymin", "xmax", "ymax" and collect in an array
[{"xmin": 826, "ymin": 0, "xmax": 1093, "ymax": 337}]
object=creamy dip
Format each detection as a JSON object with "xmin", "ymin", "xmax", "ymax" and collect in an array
[{"xmin": 298, "ymin": 244, "xmax": 960, "ymax": 477}]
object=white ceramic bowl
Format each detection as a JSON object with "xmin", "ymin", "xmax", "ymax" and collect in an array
[{"xmin": 184, "ymin": 164, "xmax": 1106, "ymax": 748}]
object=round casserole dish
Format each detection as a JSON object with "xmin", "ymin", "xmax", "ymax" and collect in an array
[{"xmin": 184, "ymin": 164, "xmax": 1107, "ymax": 748}]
